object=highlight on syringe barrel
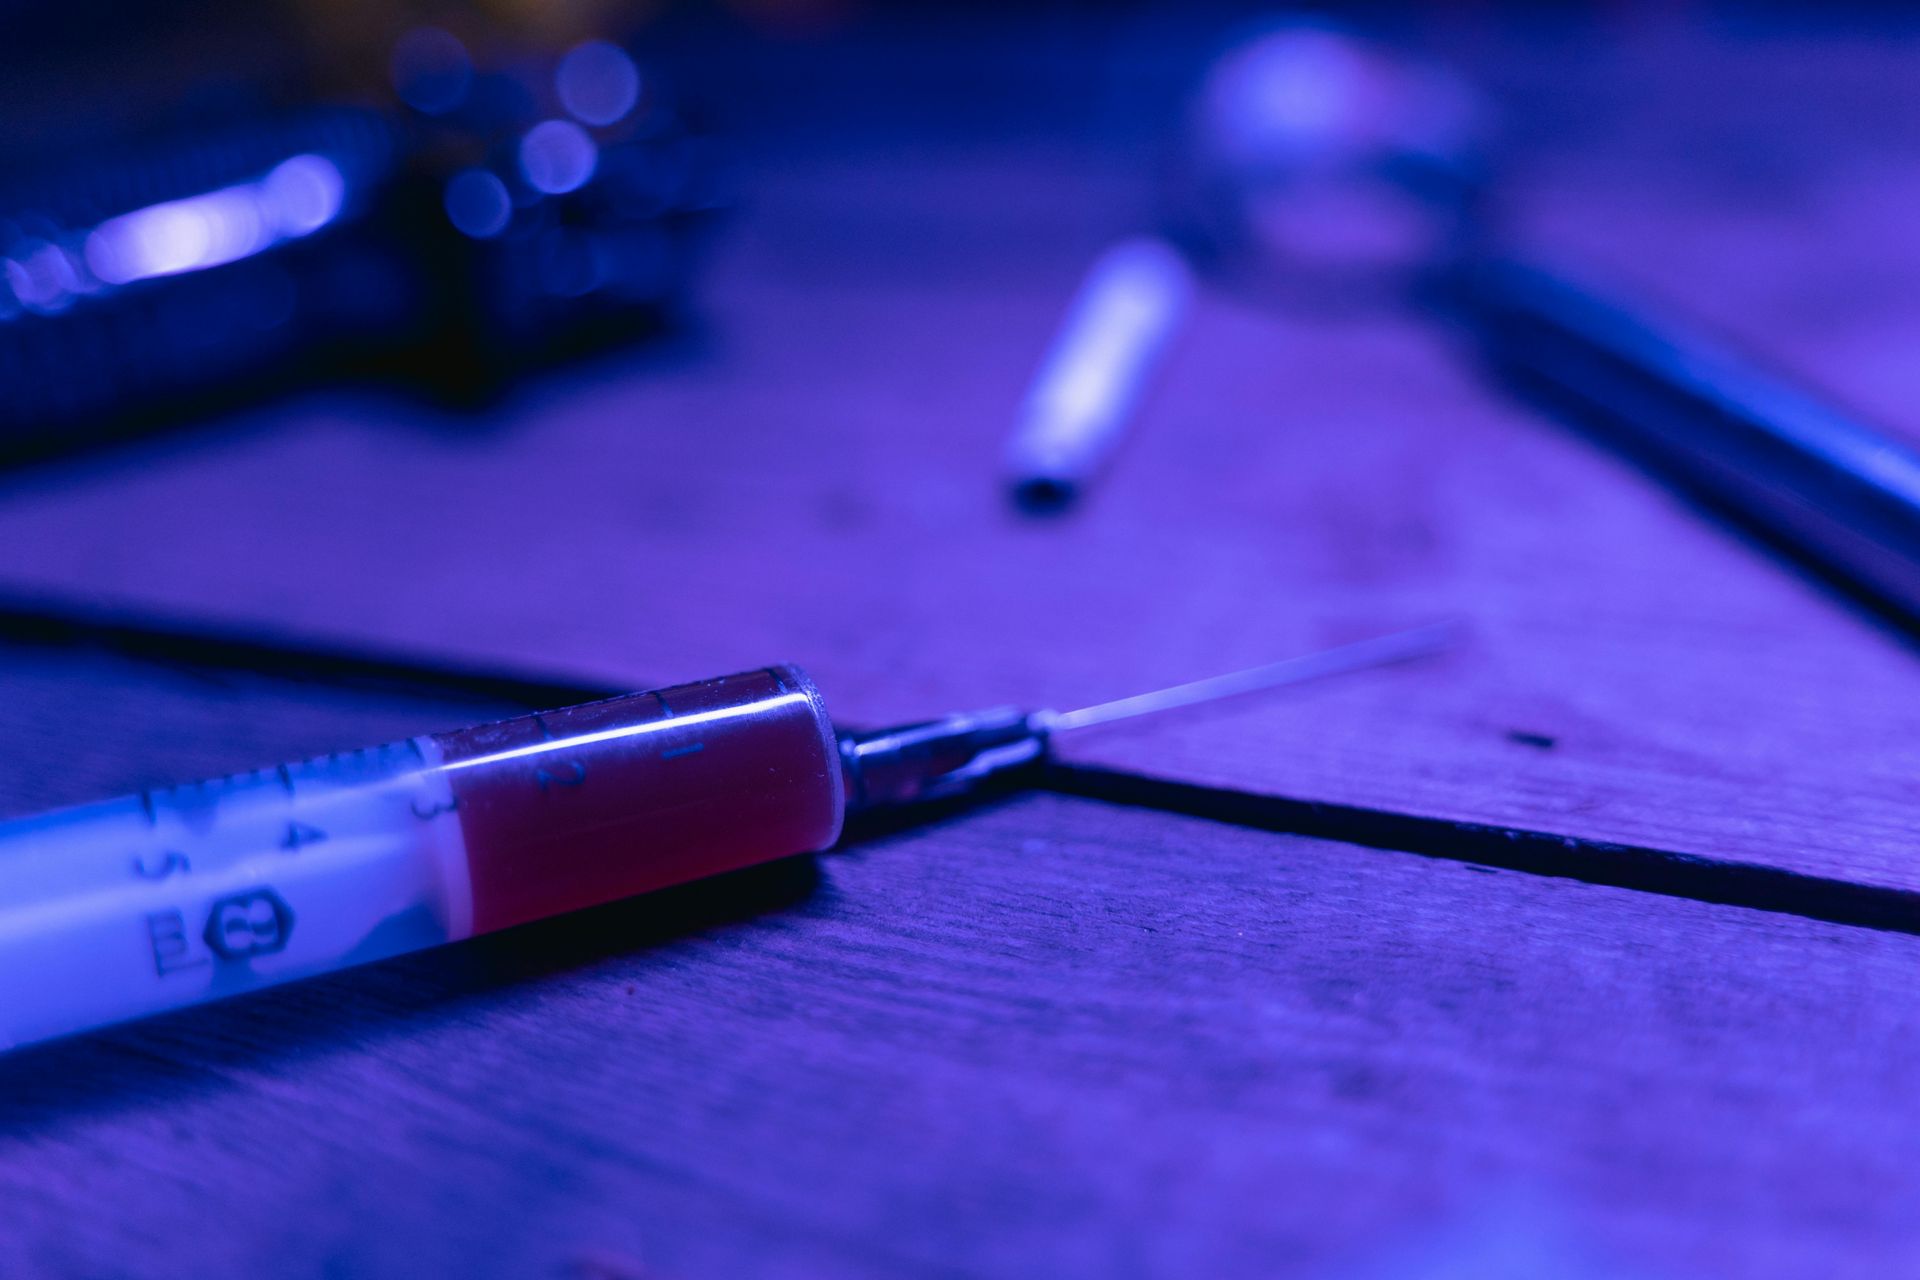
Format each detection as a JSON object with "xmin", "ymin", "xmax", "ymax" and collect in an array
[{"xmin": 0, "ymin": 667, "xmax": 844, "ymax": 1051}]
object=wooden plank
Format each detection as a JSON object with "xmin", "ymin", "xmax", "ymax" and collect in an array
[
  {"xmin": 2, "ymin": 674, "xmax": 1918, "ymax": 1280},
  {"xmin": 0, "ymin": 19, "xmax": 1913, "ymax": 898}
]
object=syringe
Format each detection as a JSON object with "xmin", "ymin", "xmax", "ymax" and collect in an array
[{"xmin": 0, "ymin": 624, "xmax": 1450, "ymax": 1050}]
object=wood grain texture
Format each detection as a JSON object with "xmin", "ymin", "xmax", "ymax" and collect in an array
[
  {"xmin": 0, "ymin": 18, "xmax": 1914, "ymax": 892},
  {"xmin": 5, "ymin": 702, "xmax": 1920, "ymax": 1279}
]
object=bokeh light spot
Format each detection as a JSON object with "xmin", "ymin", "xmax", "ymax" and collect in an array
[
  {"xmin": 263, "ymin": 155, "xmax": 346, "ymax": 237},
  {"xmin": 444, "ymin": 169, "xmax": 514, "ymax": 239},
  {"xmin": 557, "ymin": 40, "xmax": 641, "ymax": 126},
  {"xmin": 519, "ymin": 120, "xmax": 599, "ymax": 195}
]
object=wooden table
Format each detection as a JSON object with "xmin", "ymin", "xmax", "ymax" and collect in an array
[{"xmin": 2, "ymin": 9, "xmax": 1916, "ymax": 1276}]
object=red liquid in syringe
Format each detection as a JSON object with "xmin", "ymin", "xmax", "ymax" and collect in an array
[{"xmin": 0, "ymin": 667, "xmax": 844, "ymax": 1050}]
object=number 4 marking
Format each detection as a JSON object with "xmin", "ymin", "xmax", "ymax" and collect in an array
[{"xmin": 282, "ymin": 821, "xmax": 327, "ymax": 851}]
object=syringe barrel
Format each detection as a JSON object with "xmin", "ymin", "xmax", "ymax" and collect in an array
[
  {"xmin": 0, "ymin": 666, "xmax": 843, "ymax": 1050},
  {"xmin": 439, "ymin": 667, "xmax": 843, "ymax": 932}
]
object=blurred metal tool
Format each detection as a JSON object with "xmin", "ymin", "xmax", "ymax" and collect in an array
[
  {"xmin": 0, "ymin": 27, "xmax": 716, "ymax": 466},
  {"xmin": 1005, "ymin": 23, "xmax": 1477, "ymax": 514},
  {"xmin": 1171, "ymin": 19, "xmax": 1920, "ymax": 626},
  {"xmin": 1458, "ymin": 259, "xmax": 1920, "ymax": 620},
  {"xmin": 1006, "ymin": 235, "xmax": 1193, "ymax": 510},
  {"xmin": 1017, "ymin": 19, "xmax": 1920, "ymax": 629}
]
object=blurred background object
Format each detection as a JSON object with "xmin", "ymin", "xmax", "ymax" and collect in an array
[
  {"xmin": 0, "ymin": 0, "xmax": 721, "ymax": 465},
  {"xmin": 1174, "ymin": 18, "xmax": 1487, "ymax": 294},
  {"xmin": 1011, "ymin": 14, "xmax": 1920, "ymax": 635},
  {"xmin": 1005, "ymin": 234, "xmax": 1193, "ymax": 510}
]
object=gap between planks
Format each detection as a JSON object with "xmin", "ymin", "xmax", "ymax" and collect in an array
[
  {"xmin": 5, "ymin": 590, "xmax": 1909, "ymax": 937},
  {"xmin": 1043, "ymin": 762, "xmax": 1920, "ymax": 938}
]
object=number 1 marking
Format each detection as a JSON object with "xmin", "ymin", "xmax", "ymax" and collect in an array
[{"xmin": 146, "ymin": 909, "xmax": 208, "ymax": 976}]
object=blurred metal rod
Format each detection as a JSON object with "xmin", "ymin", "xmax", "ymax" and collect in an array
[
  {"xmin": 1005, "ymin": 236, "xmax": 1193, "ymax": 511},
  {"xmin": 1459, "ymin": 257, "xmax": 1920, "ymax": 622}
]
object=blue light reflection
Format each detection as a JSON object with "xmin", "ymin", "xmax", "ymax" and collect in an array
[
  {"xmin": 444, "ymin": 169, "xmax": 513, "ymax": 239},
  {"xmin": 519, "ymin": 121, "xmax": 599, "ymax": 196},
  {"xmin": 557, "ymin": 41, "xmax": 641, "ymax": 127},
  {"xmin": 81, "ymin": 155, "xmax": 347, "ymax": 286}
]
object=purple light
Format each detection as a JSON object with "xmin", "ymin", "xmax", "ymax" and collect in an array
[
  {"xmin": 83, "ymin": 155, "xmax": 346, "ymax": 286},
  {"xmin": 556, "ymin": 40, "xmax": 641, "ymax": 127},
  {"xmin": 1199, "ymin": 27, "xmax": 1384, "ymax": 172},
  {"xmin": 262, "ymin": 155, "xmax": 347, "ymax": 237},
  {"xmin": 519, "ymin": 120, "xmax": 599, "ymax": 196},
  {"xmin": 444, "ymin": 169, "xmax": 513, "ymax": 239}
]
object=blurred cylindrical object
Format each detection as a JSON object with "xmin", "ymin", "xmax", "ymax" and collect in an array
[
  {"xmin": 1003, "ymin": 19, "xmax": 1480, "ymax": 515},
  {"xmin": 1180, "ymin": 18, "xmax": 1920, "ymax": 629},
  {"xmin": 1463, "ymin": 258, "xmax": 1920, "ymax": 624},
  {"xmin": 1006, "ymin": 235, "xmax": 1193, "ymax": 511}
]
